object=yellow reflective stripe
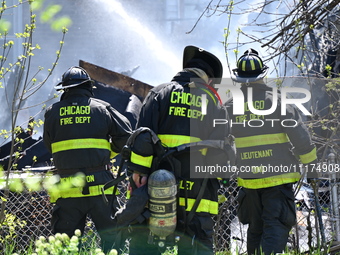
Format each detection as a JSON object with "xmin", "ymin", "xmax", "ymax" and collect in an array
[
  {"xmin": 49, "ymin": 184, "xmax": 117, "ymax": 203},
  {"xmin": 158, "ymin": 134, "xmax": 201, "ymax": 147},
  {"xmin": 299, "ymin": 147, "xmax": 317, "ymax": 164},
  {"xmin": 179, "ymin": 197, "xmax": 218, "ymax": 214},
  {"xmin": 235, "ymin": 133, "xmax": 289, "ymax": 148},
  {"xmin": 158, "ymin": 134, "xmax": 207, "ymax": 155},
  {"xmin": 111, "ymin": 151, "xmax": 118, "ymax": 159},
  {"xmin": 130, "ymin": 151, "xmax": 153, "ymax": 168},
  {"xmin": 237, "ymin": 172, "xmax": 301, "ymax": 189},
  {"xmin": 51, "ymin": 138, "xmax": 111, "ymax": 153}
]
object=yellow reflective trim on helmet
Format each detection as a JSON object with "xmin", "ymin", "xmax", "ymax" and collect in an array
[
  {"xmin": 51, "ymin": 138, "xmax": 111, "ymax": 153},
  {"xmin": 258, "ymin": 58, "xmax": 263, "ymax": 68},
  {"xmin": 299, "ymin": 147, "xmax": 317, "ymax": 164},
  {"xmin": 241, "ymin": 59, "xmax": 247, "ymax": 71},
  {"xmin": 235, "ymin": 133, "xmax": 289, "ymax": 148},
  {"xmin": 237, "ymin": 172, "xmax": 301, "ymax": 189},
  {"xmin": 49, "ymin": 184, "xmax": 118, "ymax": 203},
  {"xmin": 250, "ymin": 59, "xmax": 256, "ymax": 71},
  {"xmin": 179, "ymin": 197, "xmax": 218, "ymax": 214},
  {"xmin": 130, "ymin": 151, "xmax": 153, "ymax": 168}
]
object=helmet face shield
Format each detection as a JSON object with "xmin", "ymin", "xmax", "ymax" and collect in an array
[
  {"xmin": 55, "ymin": 66, "xmax": 93, "ymax": 91},
  {"xmin": 231, "ymin": 49, "xmax": 268, "ymax": 83}
]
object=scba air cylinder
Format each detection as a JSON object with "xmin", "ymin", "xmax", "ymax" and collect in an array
[{"xmin": 148, "ymin": 169, "xmax": 177, "ymax": 239}]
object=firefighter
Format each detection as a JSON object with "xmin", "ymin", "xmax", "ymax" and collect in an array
[
  {"xmin": 227, "ymin": 49, "xmax": 318, "ymax": 255},
  {"xmin": 126, "ymin": 45, "xmax": 232, "ymax": 255},
  {"xmin": 43, "ymin": 66, "xmax": 132, "ymax": 253}
]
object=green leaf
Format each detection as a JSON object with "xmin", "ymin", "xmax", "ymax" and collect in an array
[
  {"xmin": 9, "ymin": 178, "xmax": 24, "ymax": 193},
  {"xmin": 40, "ymin": 4, "xmax": 62, "ymax": 23},
  {"xmin": 51, "ymin": 16, "xmax": 72, "ymax": 32},
  {"xmin": 24, "ymin": 175, "xmax": 42, "ymax": 191},
  {"xmin": 0, "ymin": 20, "xmax": 11, "ymax": 33},
  {"xmin": 30, "ymin": 0, "xmax": 44, "ymax": 11}
]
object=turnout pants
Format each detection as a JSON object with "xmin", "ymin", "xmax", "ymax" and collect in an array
[
  {"xmin": 51, "ymin": 195, "xmax": 118, "ymax": 253},
  {"xmin": 237, "ymin": 184, "xmax": 296, "ymax": 255}
]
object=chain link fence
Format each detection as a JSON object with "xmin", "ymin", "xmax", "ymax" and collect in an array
[{"xmin": 1, "ymin": 159, "xmax": 340, "ymax": 254}]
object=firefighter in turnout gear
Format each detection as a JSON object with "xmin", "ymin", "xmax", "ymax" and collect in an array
[
  {"xmin": 127, "ymin": 45, "xmax": 232, "ymax": 255},
  {"xmin": 43, "ymin": 66, "xmax": 132, "ymax": 253},
  {"xmin": 227, "ymin": 49, "xmax": 318, "ymax": 255}
]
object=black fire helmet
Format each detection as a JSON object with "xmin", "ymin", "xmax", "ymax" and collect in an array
[
  {"xmin": 54, "ymin": 66, "xmax": 93, "ymax": 91},
  {"xmin": 183, "ymin": 45, "xmax": 223, "ymax": 84}
]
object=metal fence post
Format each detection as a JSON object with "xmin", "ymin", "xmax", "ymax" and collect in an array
[{"xmin": 329, "ymin": 153, "xmax": 340, "ymax": 241}]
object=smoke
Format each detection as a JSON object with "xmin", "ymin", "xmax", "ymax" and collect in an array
[{"xmin": 0, "ymin": 0, "xmax": 231, "ymax": 139}]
